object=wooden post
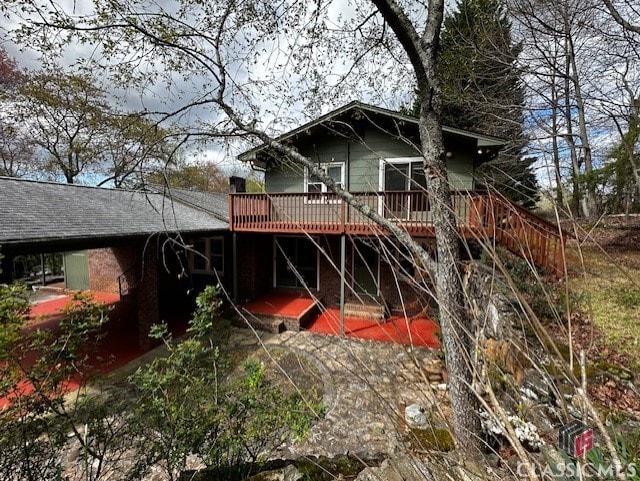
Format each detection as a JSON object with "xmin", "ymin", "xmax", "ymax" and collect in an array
[{"xmin": 232, "ymin": 232, "xmax": 238, "ymax": 303}]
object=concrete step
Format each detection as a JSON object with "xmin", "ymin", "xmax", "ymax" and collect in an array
[
  {"xmin": 233, "ymin": 314, "xmax": 284, "ymax": 333},
  {"xmin": 343, "ymin": 301, "xmax": 386, "ymax": 322}
]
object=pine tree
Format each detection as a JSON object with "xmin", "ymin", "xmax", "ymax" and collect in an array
[{"xmin": 438, "ymin": 0, "xmax": 539, "ymax": 208}]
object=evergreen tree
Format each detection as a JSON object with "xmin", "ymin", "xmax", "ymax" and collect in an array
[{"xmin": 438, "ymin": 0, "xmax": 539, "ymax": 208}]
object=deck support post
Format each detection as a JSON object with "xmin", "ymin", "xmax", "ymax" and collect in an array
[
  {"xmin": 340, "ymin": 233, "xmax": 346, "ymax": 336},
  {"xmin": 232, "ymin": 232, "xmax": 238, "ymax": 303},
  {"xmin": 40, "ymin": 253, "xmax": 46, "ymax": 286}
]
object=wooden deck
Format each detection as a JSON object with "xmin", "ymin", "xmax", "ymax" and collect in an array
[{"xmin": 229, "ymin": 191, "xmax": 566, "ymax": 275}]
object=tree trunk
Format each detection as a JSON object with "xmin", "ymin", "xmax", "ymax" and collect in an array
[
  {"xmin": 563, "ymin": 1, "xmax": 598, "ymax": 218},
  {"xmin": 550, "ymin": 65, "xmax": 564, "ymax": 205},
  {"xmin": 419, "ymin": 100, "xmax": 481, "ymax": 449},
  {"xmin": 368, "ymin": 0, "xmax": 481, "ymax": 450}
]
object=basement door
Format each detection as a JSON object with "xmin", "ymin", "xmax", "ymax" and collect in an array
[
  {"xmin": 352, "ymin": 241, "xmax": 379, "ymax": 298},
  {"xmin": 63, "ymin": 250, "xmax": 90, "ymax": 291},
  {"xmin": 274, "ymin": 236, "xmax": 318, "ymax": 290}
]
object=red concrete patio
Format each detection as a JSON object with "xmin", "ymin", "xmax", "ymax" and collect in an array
[
  {"xmin": 308, "ymin": 308, "xmax": 440, "ymax": 349},
  {"xmin": 241, "ymin": 291, "xmax": 318, "ymax": 318},
  {"xmin": 1, "ymin": 291, "xmax": 189, "ymax": 410},
  {"xmin": 241, "ymin": 291, "xmax": 440, "ymax": 349}
]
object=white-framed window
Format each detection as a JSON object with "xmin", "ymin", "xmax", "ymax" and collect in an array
[
  {"xmin": 304, "ymin": 162, "xmax": 345, "ymax": 201},
  {"xmin": 378, "ymin": 157, "xmax": 430, "ymax": 220},
  {"xmin": 379, "ymin": 157, "xmax": 427, "ymax": 192},
  {"xmin": 190, "ymin": 236, "xmax": 224, "ymax": 275}
]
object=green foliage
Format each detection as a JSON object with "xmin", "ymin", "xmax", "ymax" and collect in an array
[
  {"xmin": 0, "ymin": 282, "xmax": 29, "ymax": 360},
  {"xmin": 129, "ymin": 285, "xmax": 322, "ymax": 480},
  {"xmin": 586, "ymin": 425, "xmax": 640, "ymax": 480},
  {"xmin": 611, "ymin": 285, "xmax": 640, "ymax": 308},
  {"xmin": 146, "ymin": 157, "xmax": 229, "ymax": 193},
  {"xmin": 1, "ymin": 282, "xmax": 322, "ymax": 480},
  {"xmin": 246, "ymin": 177, "xmax": 265, "ymax": 193},
  {"xmin": 437, "ymin": 0, "xmax": 539, "ymax": 208},
  {"xmin": 591, "ymin": 118, "xmax": 640, "ymax": 214},
  {"xmin": 0, "ymin": 290, "xmax": 110, "ymax": 481}
]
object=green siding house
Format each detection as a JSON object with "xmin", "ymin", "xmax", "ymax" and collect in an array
[{"xmin": 229, "ymin": 101, "xmax": 564, "ymax": 327}]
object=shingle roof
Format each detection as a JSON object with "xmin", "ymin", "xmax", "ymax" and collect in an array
[
  {"xmin": 144, "ymin": 184, "xmax": 229, "ymax": 222},
  {"xmin": 0, "ymin": 177, "xmax": 229, "ymax": 246}
]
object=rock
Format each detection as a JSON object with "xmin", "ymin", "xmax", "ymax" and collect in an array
[
  {"xmin": 356, "ymin": 456, "xmax": 435, "ymax": 481},
  {"xmin": 245, "ymin": 464, "xmax": 303, "ymax": 481},
  {"xmin": 405, "ymin": 404, "xmax": 427, "ymax": 428}
]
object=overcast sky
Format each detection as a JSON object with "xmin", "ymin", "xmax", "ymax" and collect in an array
[{"xmin": 1, "ymin": 0, "xmax": 460, "ymax": 180}]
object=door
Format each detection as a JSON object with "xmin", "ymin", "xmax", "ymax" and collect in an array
[
  {"xmin": 383, "ymin": 160, "xmax": 428, "ymax": 220},
  {"xmin": 63, "ymin": 250, "xmax": 90, "ymax": 291},
  {"xmin": 352, "ymin": 241, "xmax": 379, "ymax": 297},
  {"xmin": 274, "ymin": 237, "xmax": 318, "ymax": 289}
]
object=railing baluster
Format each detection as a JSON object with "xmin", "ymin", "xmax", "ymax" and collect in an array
[{"xmin": 228, "ymin": 190, "xmax": 564, "ymax": 275}]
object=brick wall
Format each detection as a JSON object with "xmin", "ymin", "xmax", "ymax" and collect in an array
[
  {"xmin": 236, "ymin": 233, "xmax": 273, "ymax": 303},
  {"xmin": 317, "ymin": 236, "xmax": 343, "ymax": 308},
  {"xmin": 88, "ymin": 245, "xmax": 137, "ymax": 294}
]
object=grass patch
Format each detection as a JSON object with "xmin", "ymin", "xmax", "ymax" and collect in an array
[{"xmin": 568, "ymin": 246, "xmax": 640, "ymax": 368}]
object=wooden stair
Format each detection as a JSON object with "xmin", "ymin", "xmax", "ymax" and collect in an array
[{"xmin": 479, "ymin": 192, "xmax": 566, "ymax": 276}]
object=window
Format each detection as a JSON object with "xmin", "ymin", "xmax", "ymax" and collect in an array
[
  {"xmin": 305, "ymin": 162, "xmax": 344, "ymax": 201},
  {"xmin": 382, "ymin": 158, "xmax": 430, "ymax": 220},
  {"xmin": 190, "ymin": 237, "xmax": 224, "ymax": 275},
  {"xmin": 384, "ymin": 159, "xmax": 427, "ymax": 191}
]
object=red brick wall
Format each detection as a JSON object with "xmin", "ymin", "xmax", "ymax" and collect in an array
[{"xmin": 88, "ymin": 246, "xmax": 137, "ymax": 294}]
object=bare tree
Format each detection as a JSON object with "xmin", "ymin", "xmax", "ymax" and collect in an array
[
  {"xmin": 603, "ymin": 0, "xmax": 640, "ymax": 35},
  {"xmin": 5, "ymin": 0, "xmax": 483, "ymax": 449},
  {"xmin": 508, "ymin": 0, "xmax": 640, "ymax": 218}
]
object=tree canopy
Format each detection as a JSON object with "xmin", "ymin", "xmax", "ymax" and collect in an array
[
  {"xmin": 6, "ymin": 66, "xmax": 172, "ymax": 185},
  {"xmin": 438, "ymin": 0, "xmax": 539, "ymax": 208}
]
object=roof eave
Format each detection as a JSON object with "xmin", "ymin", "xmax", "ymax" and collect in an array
[{"xmin": 237, "ymin": 101, "xmax": 507, "ymax": 164}]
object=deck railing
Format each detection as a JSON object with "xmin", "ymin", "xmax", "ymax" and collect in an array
[{"xmin": 229, "ymin": 190, "xmax": 566, "ymax": 275}]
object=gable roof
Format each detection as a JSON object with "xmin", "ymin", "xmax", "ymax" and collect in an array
[
  {"xmin": 0, "ymin": 177, "xmax": 228, "ymax": 248},
  {"xmin": 239, "ymin": 100, "xmax": 506, "ymax": 164}
]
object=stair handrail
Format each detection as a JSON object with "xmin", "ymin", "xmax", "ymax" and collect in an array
[
  {"xmin": 117, "ymin": 264, "xmax": 138, "ymax": 298},
  {"xmin": 483, "ymin": 191, "xmax": 567, "ymax": 276}
]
